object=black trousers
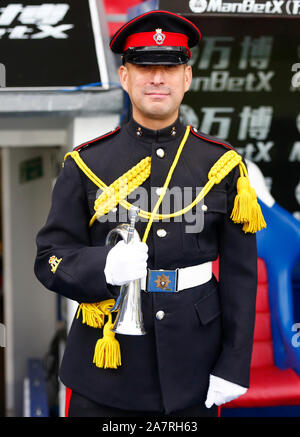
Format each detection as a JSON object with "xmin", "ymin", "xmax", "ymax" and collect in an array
[{"xmin": 67, "ymin": 390, "xmax": 218, "ymax": 418}]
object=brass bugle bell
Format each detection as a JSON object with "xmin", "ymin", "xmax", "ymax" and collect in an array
[{"xmin": 105, "ymin": 206, "xmax": 146, "ymax": 336}]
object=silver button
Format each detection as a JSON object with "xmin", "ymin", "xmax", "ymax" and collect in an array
[
  {"xmin": 155, "ymin": 187, "xmax": 164, "ymax": 196},
  {"xmin": 157, "ymin": 228, "xmax": 167, "ymax": 237},
  {"xmin": 156, "ymin": 310, "xmax": 165, "ymax": 320},
  {"xmin": 201, "ymin": 204, "xmax": 208, "ymax": 211},
  {"xmin": 156, "ymin": 148, "xmax": 165, "ymax": 158}
]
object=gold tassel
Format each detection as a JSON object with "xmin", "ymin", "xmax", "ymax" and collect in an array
[
  {"xmin": 230, "ymin": 163, "xmax": 267, "ymax": 234},
  {"xmin": 76, "ymin": 299, "xmax": 115, "ymax": 329},
  {"xmin": 93, "ymin": 312, "xmax": 121, "ymax": 369},
  {"xmin": 242, "ymin": 187, "xmax": 267, "ymax": 233},
  {"xmin": 230, "ymin": 175, "xmax": 252, "ymax": 224},
  {"xmin": 77, "ymin": 302, "xmax": 105, "ymax": 328}
]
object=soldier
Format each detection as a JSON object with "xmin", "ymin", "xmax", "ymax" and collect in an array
[{"xmin": 34, "ymin": 10, "xmax": 265, "ymax": 417}]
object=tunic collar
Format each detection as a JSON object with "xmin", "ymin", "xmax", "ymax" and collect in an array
[{"xmin": 126, "ymin": 116, "xmax": 186, "ymax": 144}]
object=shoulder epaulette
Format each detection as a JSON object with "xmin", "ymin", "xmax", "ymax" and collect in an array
[
  {"xmin": 190, "ymin": 126, "xmax": 233, "ymax": 150},
  {"xmin": 73, "ymin": 126, "xmax": 121, "ymax": 152}
]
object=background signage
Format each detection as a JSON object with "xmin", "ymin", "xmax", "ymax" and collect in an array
[
  {"xmin": 159, "ymin": 0, "xmax": 300, "ymax": 17},
  {"xmin": 158, "ymin": 1, "xmax": 300, "ymax": 219},
  {"xmin": 0, "ymin": 1, "xmax": 106, "ymax": 88}
]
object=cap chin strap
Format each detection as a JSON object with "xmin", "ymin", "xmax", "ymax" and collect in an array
[{"xmin": 124, "ymin": 58, "xmax": 189, "ymax": 66}]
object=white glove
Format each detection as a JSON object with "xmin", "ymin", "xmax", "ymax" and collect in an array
[
  {"xmin": 104, "ymin": 240, "xmax": 148, "ymax": 286},
  {"xmin": 205, "ymin": 374, "xmax": 247, "ymax": 408}
]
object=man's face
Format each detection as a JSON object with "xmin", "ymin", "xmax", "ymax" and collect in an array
[{"xmin": 119, "ymin": 62, "xmax": 192, "ymax": 123}]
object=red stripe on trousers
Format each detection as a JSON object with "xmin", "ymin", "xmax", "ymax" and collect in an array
[{"xmin": 65, "ymin": 387, "xmax": 72, "ymax": 417}]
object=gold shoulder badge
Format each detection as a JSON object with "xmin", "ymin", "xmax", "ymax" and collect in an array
[
  {"xmin": 49, "ymin": 255, "xmax": 62, "ymax": 273},
  {"xmin": 153, "ymin": 28, "xmax": 166, "ymax": 45}
]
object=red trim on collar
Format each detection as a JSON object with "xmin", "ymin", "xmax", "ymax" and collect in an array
[
  {"xmin": 190, "ymin": 126, "xmax": 233, "ymax": 150},
  {"xmin": 74, "ymin": 126, "xmax": 120, "ymax": 152}
]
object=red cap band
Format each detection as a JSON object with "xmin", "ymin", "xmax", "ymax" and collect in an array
[{"xmin": 124, "ymin": 31, "xmax": 190, "ymax": 55}]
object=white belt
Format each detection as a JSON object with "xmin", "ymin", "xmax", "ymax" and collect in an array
[{"xmin": 140, "ymin": 261, "xmax": 212, "ymax": 292}]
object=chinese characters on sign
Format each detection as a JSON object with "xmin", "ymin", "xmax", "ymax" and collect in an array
[{"xmin": 181, "ymin": 18, "xmax": 300, "ymax": 218}]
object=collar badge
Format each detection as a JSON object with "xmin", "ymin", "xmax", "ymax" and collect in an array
[{"xmin": 153, "ymin": 28, "xmax": 166, "ymax": 45}]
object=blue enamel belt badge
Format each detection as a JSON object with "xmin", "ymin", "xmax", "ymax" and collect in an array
[
  {"xmin": 49, "ymin": 255, "xmax": 62, "ymax": 273},
  {"xmin": 147, "ymin": 270, "xmax": 177, "ymax": 292}
]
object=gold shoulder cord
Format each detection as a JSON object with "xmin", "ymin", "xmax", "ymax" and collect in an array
[{"xmin": 63, "ymin": 126, "xmax": 266, "ymax": 369}]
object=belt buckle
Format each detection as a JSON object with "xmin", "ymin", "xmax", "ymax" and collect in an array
[{"xmin": 146, "ymin": 268, "xmax": 178, "ymax": 293}]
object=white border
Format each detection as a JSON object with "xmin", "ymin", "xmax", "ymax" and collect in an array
[
  {"xmin": 2, "ymin": 148, "xmax": 14, "ymax": 416},
  {"xmin": 88, "ymin": 0, "xmax": 110, "ymax": 90}
]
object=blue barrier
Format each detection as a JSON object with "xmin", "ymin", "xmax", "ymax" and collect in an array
[{"xmin": 26, "ymin": 359, "xmax": 49, "ymax": 417}]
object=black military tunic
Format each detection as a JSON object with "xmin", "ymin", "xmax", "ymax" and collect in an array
[{"xmin": 34, "ymin": 116, "xmax": 257, "ymax": 414}]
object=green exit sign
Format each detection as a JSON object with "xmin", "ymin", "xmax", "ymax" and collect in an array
[{"xmin": 20, "ymin": 157, "xmax": 43, "ymax": 183}]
